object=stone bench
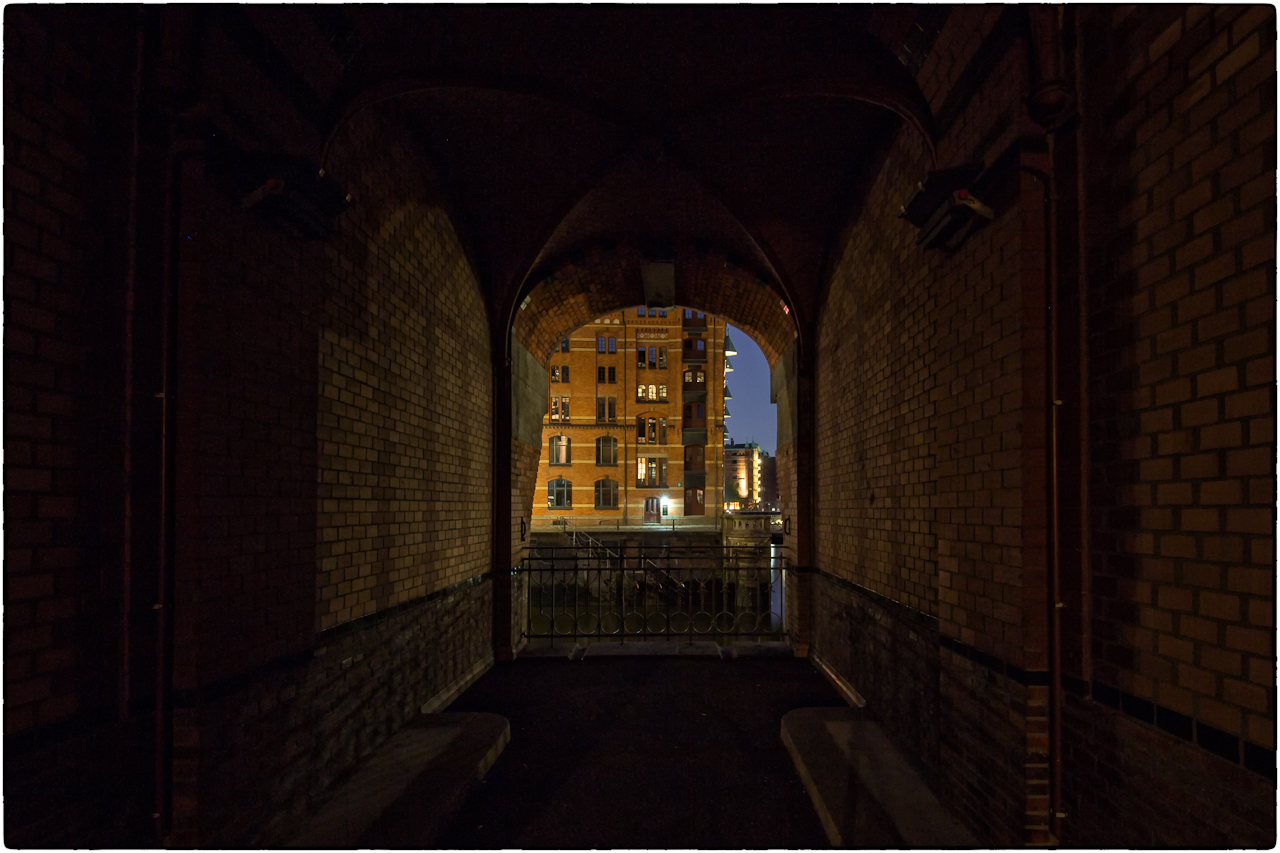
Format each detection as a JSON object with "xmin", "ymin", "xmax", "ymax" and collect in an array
[{"xmin": 782, "ymin": 706, "xmax": 977, "ymax": 848}]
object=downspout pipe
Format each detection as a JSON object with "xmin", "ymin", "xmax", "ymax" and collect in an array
[
  {"xmin": 151, "ymin": 7, "xmax": 202, "ymax": 842},
  {"xmin": 1025, "ymin": 5, "xmax": 1072, "ymax": 841}
]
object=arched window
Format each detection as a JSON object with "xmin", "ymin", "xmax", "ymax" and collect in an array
[
  {"xmin": 596, "ymin": 436, "xmax": 617, "ymax": 466},
  {"xmin": 637, "ymin": 385, "xmax": 648, "ymax": 401},
  {"xmin": 594, "ymin": 478, "xmax": 619, "ymax": 509},
  {"xmin": 548, "ymin": 478, "xmax": 572, "ymax": 508},
  {"xmin": 549, "ymin": 435, "xmax": 571, "ymax": 465},
  {"xmin": 658, "ymin": 384, "xmax": 667, "ymax": 401},
  {"xmin": 648, "ymin": 384, "xmax": 657, "ymax": 400}
]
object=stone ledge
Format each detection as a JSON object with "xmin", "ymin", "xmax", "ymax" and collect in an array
[
  {"xmin": 286, "ymin": 712, "xmax": 510, "ymax": 848},
  {"xmin": 782, "ymin": 706, "xmax": 976, "ymax": 848}
]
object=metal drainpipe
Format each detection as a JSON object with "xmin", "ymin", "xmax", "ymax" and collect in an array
[
  {"xmin": 154, "ymin": 140, "xmax": 203, "ymax": 845},
  {"xmin": 1002, "ymin": 156, "xmax": 1064, "ymax": 843},
  {"xmin": 1044, "ymin": 134, "xmax": 1066, "ymax": 845},
  {"xmin": 955, "ymin": 148, "xmax": 1068, "ymax": 841},
  {"xmin": 121, "ymin": 19, "xmax": 145, "ymax": 723}
]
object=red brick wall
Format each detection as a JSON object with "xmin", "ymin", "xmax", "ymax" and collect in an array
[
  {"xmin": 1062, "ymin": 5, "xmax": 1276, "ymax": 842},
  {"xmin": 1083, "ymin": 0, "xmax": 1275, "ymax": 755},
  {"xmin": 813, "ymin": 9, "xmax": 1041, "ymax": 840},
  {"xmin": 4, "ymin": 6, "xmax": 117, "ymax": 734},
  {"xmin": 316, "ymin": 103, "xmax": 493, "ymax": 631}
]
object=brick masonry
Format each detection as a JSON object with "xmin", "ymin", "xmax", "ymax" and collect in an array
[
  {"xmin": 1081, "ymin": 3, "xmax": 1276, "ymax": 757},
  {"xmin": 170, "ymin": 579, "xmax": 492, "ymax": 846},
  {"xmin": 317, "ymin": 103, "xmax": 493, "ymax": 632},
  {"xmin": 4, "ymin": 5, "xmax": 134, "ymax": 736},
  {"xmin": 809, "ymin": 4, "xmax": 1275, "ymax": 846}
]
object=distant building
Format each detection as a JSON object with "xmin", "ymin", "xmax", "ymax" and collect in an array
[
  {"xmin": 531, "ymin": 306, "xmax": 730, "ymax": 528},
  {"xmin": 760, "ymin": 454, "xmax": 778, "ymax": 509},
  {"xmin": 724, "ymin": 441, "xmax": 765, "ymax": 510}
]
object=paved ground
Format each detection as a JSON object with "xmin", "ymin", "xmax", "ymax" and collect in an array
[{"xmin": 438, "ymin": 652, "xmax": 846, "ymax": 849}]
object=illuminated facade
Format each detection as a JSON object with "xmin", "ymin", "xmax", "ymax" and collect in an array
[{"xmin": 532, "ymin": 306, "xmax": 730, "ymax": 528}]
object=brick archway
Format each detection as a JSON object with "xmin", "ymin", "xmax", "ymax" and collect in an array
[{"xmin": 510, "ymin": 240, "xmax": 797, "ymax": 370}]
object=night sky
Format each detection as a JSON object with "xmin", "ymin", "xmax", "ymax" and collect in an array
[{"xmin": 724, "ymin": 324, "xmax": 777, "ymax": 454}]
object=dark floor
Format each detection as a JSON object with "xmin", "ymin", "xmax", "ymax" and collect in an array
[{"xmin": 439, "ymin": 652, "xmax": 846, "ymax": 849}]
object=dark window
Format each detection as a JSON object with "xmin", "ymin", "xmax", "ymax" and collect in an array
[
  {"xmin": 608, "ymin": 336, "xmax": 616, "ymax": 353},
  {"xmin": 637, "ymin": 345, "xmax": 646, "ymax": 368},
  {"xmin": 684, "ymin": 309, "xmax": 692, "ymax": 319},
  {"xmin": 696, "ymin": 403, "xmax": 705, "ymax": 418},
  {"xmin": 697, "ymin": 339, "xmax": 705, "ymax": 352},
  {"xmin": 597, "ymin": 396, "xmax": 616, "ymax": 423},
  {"xmin": 636, "ymin": 415, "xmax": 646, "ymax": 444},
  {"xmin": 658, "ymin": 417, "xmax": 667, "ymax": 444},
  {"xmin": 648, "ymin": 307, "xmax": 658, "ymax": 317},
  {"xmin": 658, "ymin": 347, "xmax": 667, "ymax": 368},
  {"xmin": 637, "ymin": 306, "xmax": 645, "ymax": 316},
  {"xmin": 561, "ymin": 338, "xmax": 570, "ymax": 353},
  {"xmin": 596, "ymin": 436, "xmax": 618, "ymax": 466},
  {"xmin": 658, "ymin": 309, "xmax": 667, "ymax": 317},
  {"xmin": 608, "ymin": 366, "xmax": 616, "ymax": 384},
  {"xmin": 548, "ymin": 478, "xmax": 572, "ymax": 508},
  {"xmin": 561, "ymin": 365, "xmax": 569, "ymax": 382},
  {"xmin": 597, "ymin": 336, "xmax": 607, "ymax": 353},
  {"xmin": 648, "ymin": 346, "xmax": 657, "ymax": 369},
  {"xmin": 549, "ymin": 435, "xmax": 571, "ymax": 465},
  {"xmin": 598, "ymin": 366, "xmax": 606, "ymax": 383},
  {"xmin": 595, "ymin": 478, "xmax": 619, "ymax": 508},
  {"xmin": 647, "ymin": 418, "xmax": 657, "ymax": 445}
]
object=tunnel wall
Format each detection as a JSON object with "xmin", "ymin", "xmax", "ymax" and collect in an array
[
  {"xmin": 813, "ymin": 6, "xmax": 1038, "ymax": 845},
  {"xmin": 162, "ymin": 80, "xmax": 496, "ymax": 843},
  {"xmin": 3, "ymin": 10, "xmax": 497, "ymax": 844},
  {"xmin": 3, "ymin": 7, "xmax": 157, "ymax": 845},
  {"xmin": 811, "ymin": 4, "xmax": 1275, "ymax": 847},
  {"xmin": 1061, "ymin": 5, "xmax": 1276, "ymax": 847}
]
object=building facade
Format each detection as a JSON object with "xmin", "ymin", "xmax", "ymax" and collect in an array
[
  {"xmin": 724, "ymin": 441, "xmax": 765, "ymax": 511},
  {"xmin": 532, "ymin": 306, "xmax": 729, "ymax": 529}
]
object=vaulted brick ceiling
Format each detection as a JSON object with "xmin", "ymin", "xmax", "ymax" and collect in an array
[{"xmin": 305, "ymin": 6, "xmax": 940, "ymax": 323}]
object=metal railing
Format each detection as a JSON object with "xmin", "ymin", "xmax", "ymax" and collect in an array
[{"xmin": 517, "ymin": 545, "xmax": 786, "ymax": 640}]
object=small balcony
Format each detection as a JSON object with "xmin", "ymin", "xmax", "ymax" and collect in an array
[{"xmin": 682, "ymin": 309, "xmax": 707, "ymax": 329}]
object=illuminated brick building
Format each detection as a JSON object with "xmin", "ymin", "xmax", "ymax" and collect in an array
[{"xmin": 532, "ymin": 307, "xmax": 730, "ymax": 528}]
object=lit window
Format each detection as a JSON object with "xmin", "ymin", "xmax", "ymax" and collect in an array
[
  {"xmin": 648, "ymin": 384, "xmax": 657, "ymax": 400},
  {"xmin": 551, "ymin": 366, "xmax": 560, "ymax": 382},
  {"xmin": 658, "ymin": 347, "xmax": 667, "ymax": 369},
  {"xmin": 549, "ymin": 435, "xmax": 571, "ymax": 465},
  {"xmin": 658, "ymin": 384, "xmax": 667, "ymax": 401},
  {"xmin": 637, "ymin": 385, "xmax": 648, "ymax": 402}
]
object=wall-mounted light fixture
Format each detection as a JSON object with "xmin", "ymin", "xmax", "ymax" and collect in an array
[{"xmin": 899, "ymin": 162, "xmax": 994, "ymax": 251}]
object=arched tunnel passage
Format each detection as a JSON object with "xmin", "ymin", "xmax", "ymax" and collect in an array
[
  {"xmin": 499, "ymin": 246, "xmax": 809, "ymax": 657},
  {"xmin": 6, "ymin": 6, "xmax": 1274, "ymax": 850}
]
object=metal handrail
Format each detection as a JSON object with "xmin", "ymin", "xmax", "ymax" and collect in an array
[{"xmin": 519, "ymin": 545, "xmax": 786, "ymax": 641}]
